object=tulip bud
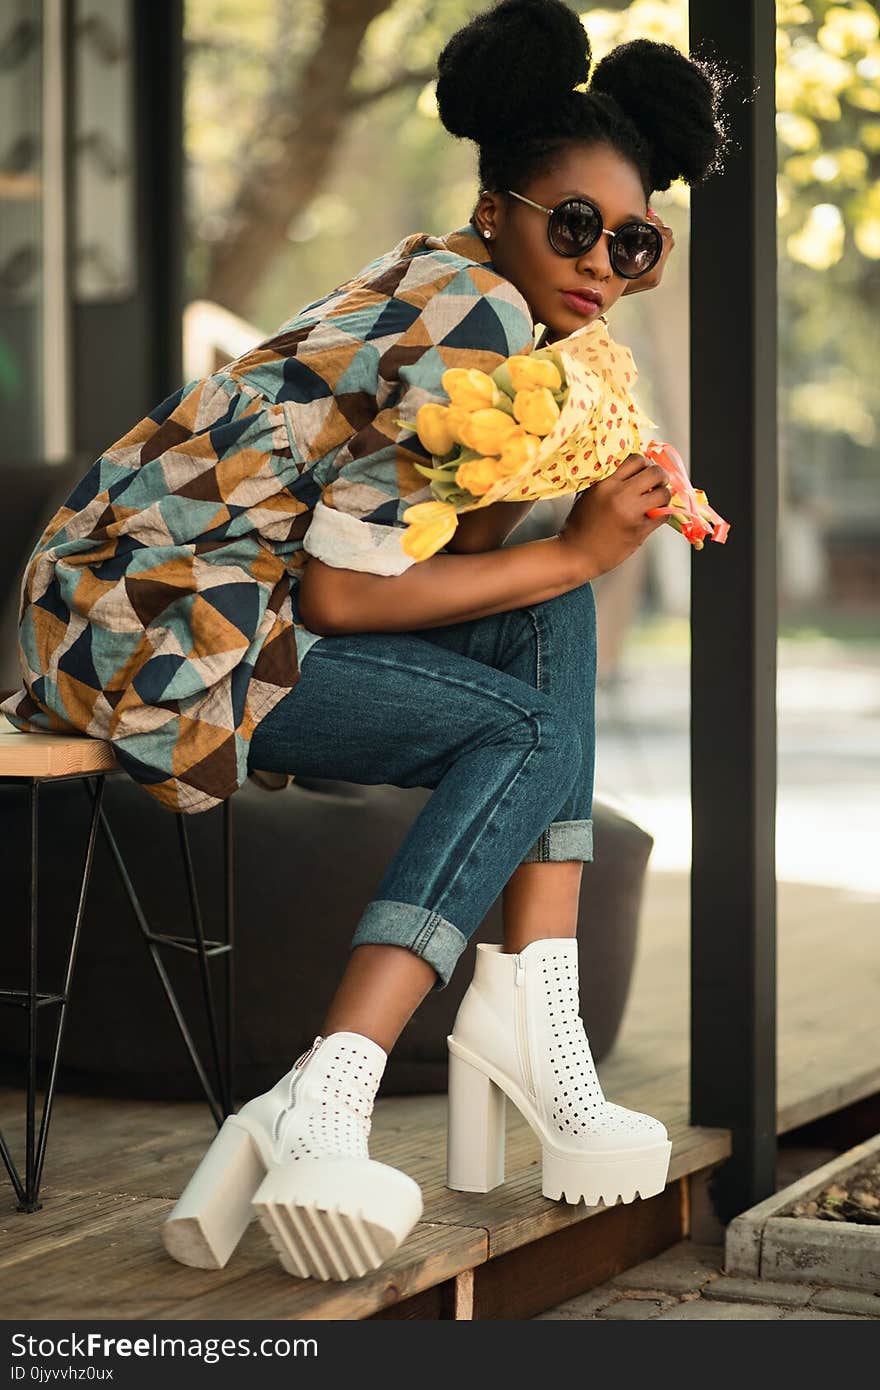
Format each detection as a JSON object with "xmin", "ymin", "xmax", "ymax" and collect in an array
[
  {"xmin": 497, "ymin": 429, "xmax": 541, "ymax": 473},
  {"xmin": 415, "ymin": 403, "xmax": 456, "ymax": 457},
  {"xmin": 507, "ymin": 355, "xmax": 563, "ymax": 393},
  {"xmin": 401, "ymin": 500, "xmax": 459, "ymax": 561},
  {"xmin": 512, "ymin": 387, "xmax": 561, "ymax": 437},
  {"xmin": 458, "ymin": 408, "xmax": 520, "ymax": 455},
  {"xmin": 445, "ymin": 405, "xmax": 476, "ymax": 446},
  {"xmin": 455, "ymin": 456, "xmax": 508, "ymax": 496},
  {"xmin": 441, "ymin": 368, "xmax": 500, "ymax": 411}
]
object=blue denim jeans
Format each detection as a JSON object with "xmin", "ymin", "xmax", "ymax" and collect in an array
[{"xmin": 247, "ymin": 579, "xmax": 597, "ymax": 991}]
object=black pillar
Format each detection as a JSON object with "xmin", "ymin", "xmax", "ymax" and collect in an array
[{"xmin": 688, "ymin": 0, "xmax": 778, "ymax": 1220}]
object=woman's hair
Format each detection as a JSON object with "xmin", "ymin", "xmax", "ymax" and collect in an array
[{"xmin": 435, "ymin": 0, "xmax": 737, "ymax": 201}]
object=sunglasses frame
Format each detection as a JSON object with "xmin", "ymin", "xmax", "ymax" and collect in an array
[{"xmin": 505, "ymin": 189, "xmax": 663, "ymax": 279}]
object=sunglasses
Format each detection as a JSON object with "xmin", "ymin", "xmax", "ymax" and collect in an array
[{"xmin": 506, "ymin": 189, "xmax": 663, "ymax": 279}]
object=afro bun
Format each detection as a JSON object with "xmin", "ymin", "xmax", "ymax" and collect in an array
[
  {"xmin": 591, "ymin": 37, "xmax": 730, "ymax": 191},
  {"xmin": 436, "ymin": 0, "xmax": 590, "ymax": 142}
]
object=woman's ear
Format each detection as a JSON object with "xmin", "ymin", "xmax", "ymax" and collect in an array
[{"xmin": 474, "ymin": 191, "xmax": 503, "ymax": 242}]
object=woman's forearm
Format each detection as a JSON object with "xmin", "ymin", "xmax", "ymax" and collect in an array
[
  {"xmin": 444, "ymin": 499, "xmax": 537, "ymax": 553},
  {"xmin": 298, "ymin": 535, "xmax": 592, "ymax": 636}
]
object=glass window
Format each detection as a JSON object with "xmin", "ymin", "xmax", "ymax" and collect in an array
[{"xmin": 0, "ymin": 4, "xmax": 45, "ymax": 462}]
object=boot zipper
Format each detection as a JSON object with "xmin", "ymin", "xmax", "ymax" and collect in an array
[
  {"xmin": 293, "ymin": 1034, "xmax": 324, "ymax": 1072},
  {"xmin": 274, "ymin": 1035, "xmax": 324, "ymax": 1141},
  {"xmin": 515, "ymin": 955, "xmax": 536, "ymax": 1100}
]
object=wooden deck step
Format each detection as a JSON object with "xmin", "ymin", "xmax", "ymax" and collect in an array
[
  {"xmin": 0, "ymin": 1085, "xmax": 729, "ymax": 1320},
  {"xmin": 2, "ymin": 870, "xmax": 874, "ymax": 1317}
]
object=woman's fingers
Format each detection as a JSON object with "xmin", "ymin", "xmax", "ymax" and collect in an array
[
  {"xmin": 628, "ymin": 461, "xmax": 671, "ymax": 493},
  {"xmin": 620, "ymin": 207, "xmax": 675, "ymax": 296}
]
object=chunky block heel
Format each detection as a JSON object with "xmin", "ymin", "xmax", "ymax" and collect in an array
[
  {"xmin": 446, "ymin": 1039, "xmax": 506, "ymax": 1192},
  {"xmin": 162, "ymin": 1116, "xmax": 266, "ymax": 1269},
  {"xmin": 162, "ymin": 1032, "xmax": 424, "ymax": 1280},
  {"xmin": 445, "ymin": 941, "xmax": 672, "ymax": 1208}
]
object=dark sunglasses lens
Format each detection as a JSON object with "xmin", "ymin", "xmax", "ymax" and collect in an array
[
  {"xmin": 613, "ymin": 225, "xmax": 663, "ymax": 278},
  {"xmin": 549, "ymin": 200, "xmax": 600, "ymax": 255}
]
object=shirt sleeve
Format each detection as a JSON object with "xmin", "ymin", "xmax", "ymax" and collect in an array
[{"xmin": 295, "ymin": 260, "xmax": 535, "ymax": 576}]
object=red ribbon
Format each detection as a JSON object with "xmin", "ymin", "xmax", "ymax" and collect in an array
[{"xmin": 642, "ymin": 440, "xmax": 730, "ymax": 546}]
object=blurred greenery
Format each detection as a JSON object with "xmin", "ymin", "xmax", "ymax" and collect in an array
[{"xmin": 775, "ymin": 0, "xmax": 880, "ymax": 515}]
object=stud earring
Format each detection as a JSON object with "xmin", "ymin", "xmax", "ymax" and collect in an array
[{"xmin": 483, "ymin": 229, "xmax": 491, "ymax": 239}]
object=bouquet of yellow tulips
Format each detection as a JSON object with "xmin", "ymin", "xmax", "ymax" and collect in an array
[{"xmin": 395, "ymin": 318, "xmax": 729, "ymax": 561}]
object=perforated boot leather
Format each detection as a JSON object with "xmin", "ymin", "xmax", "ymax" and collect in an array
[
  {"xmin": 162, "ymin": 1030, "xmax": 423, "ymax": 1279},
  {"xmin": 237, "ymin": 1031, "xmax": 381, "ymax": 1164},
  {"xmin": 446, "ymin": 940, "xmax": 672, "ymax": 1206}
]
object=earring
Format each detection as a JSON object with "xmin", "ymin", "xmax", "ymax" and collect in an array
[{"xmin": 483, "ymin": 229, "xmax": 491, "ymax": 239}]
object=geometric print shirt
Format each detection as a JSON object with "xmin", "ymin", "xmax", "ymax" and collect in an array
[{"xmin": 0, "ymin": 224, "xmax": 537, "ymax": 813}]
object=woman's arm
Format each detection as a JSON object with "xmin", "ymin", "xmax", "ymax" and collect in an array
[
  {"xmin": 443, "ymin": 499, "xmax": 537, "ymax": 554},
  {"xmin": 297, "ymin": 534, "xmax": 590, "ymax": 637}
]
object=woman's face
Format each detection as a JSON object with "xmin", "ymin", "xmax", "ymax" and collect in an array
[{"xmin": 475, "ymin": 142, "xmax": 649, "ymax": 342}]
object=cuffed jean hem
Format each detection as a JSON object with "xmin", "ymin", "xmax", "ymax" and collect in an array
[
  {"xmin": 520, "ymin": 818, "xmax": 593, "ymax": 864},
  {"xmin": 350, "ymin": 899, "xmax": 468, "ymax": 993}
]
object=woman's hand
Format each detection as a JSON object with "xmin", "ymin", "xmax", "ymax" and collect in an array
[
  {"xmin": 620, "ymin": 207, "xmax": 675, "ymax": 297},
  {"xmin": 558, "ymin": 454, "xmax": 671, "ymax": 579}
]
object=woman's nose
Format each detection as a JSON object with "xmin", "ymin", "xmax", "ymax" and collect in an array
[{"xmin": 575, "ymin": 232, "xmax": 614, "ymax": 280}]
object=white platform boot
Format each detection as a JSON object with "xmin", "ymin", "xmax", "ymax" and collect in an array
[
  {"xmin": 446, "ymin": 940, "xmax": 671, "ymax": 1206},
  {"xmin": 162, "ymin": 1030, "xmax": 423, "ymax": 1280}
]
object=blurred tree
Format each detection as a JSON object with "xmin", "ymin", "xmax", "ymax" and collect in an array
[
  {"xmin": 186, "ymin": 0, "xmax": 477, "ymax": 317},
  {"xmin": 775, "ymin": 0, "xmax": 880, "ymax": 510}
]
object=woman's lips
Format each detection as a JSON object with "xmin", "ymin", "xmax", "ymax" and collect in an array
[{"xmin": 561, "ymin": 290, "xmax": 601, "ymax": 316}]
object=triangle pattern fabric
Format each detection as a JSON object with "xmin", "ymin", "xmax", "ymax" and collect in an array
[{"xmin": 0, "ymin": 223, "xmax": 535, "ymax": 812}]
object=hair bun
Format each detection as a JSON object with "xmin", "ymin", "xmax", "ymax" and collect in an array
[
  {"xmin": 590, "ymin": 38, "xmax": 733, "ymax": 190},
  {"xmin": 436, "ymin": 0, "xmax": 591, "ymax": 145}
]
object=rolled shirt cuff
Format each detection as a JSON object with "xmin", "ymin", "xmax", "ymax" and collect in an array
[{"xmin": 302, "ymin": 498, "xmax": 418, "ymax": 577}]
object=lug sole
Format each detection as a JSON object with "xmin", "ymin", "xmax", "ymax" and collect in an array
[
  {"xmin": 252, "ymin": 1157, "xmax": 424, "ymax": 1281},
  {"xmin": 447, "ymin": 1035, "xmax": 672, "ymax": 1206}
]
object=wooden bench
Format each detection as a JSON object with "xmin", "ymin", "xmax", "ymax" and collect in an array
[{"xmin": 0, "ymin": 717, "xmax": 235, "ymax": 1214}]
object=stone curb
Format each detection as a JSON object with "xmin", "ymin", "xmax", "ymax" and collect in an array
[{"xmin": 725, "ymin": 1132, "xmax": 880, "ymax": 1287}]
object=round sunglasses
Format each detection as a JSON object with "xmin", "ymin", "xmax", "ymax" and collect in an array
[{"xmin": 506, "ymin": 189, "xmax": 663, "ymax": 279}]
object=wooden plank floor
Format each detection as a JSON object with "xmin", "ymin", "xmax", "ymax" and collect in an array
[
  {"xmin": 2, "ymin": 870, "xmax": 875, "ymax": 1319},
  {"xmin": 606, "ymin": 870, "xmax": 880, "ymax": 1135}
]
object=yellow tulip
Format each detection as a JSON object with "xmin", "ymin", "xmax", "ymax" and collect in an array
[
  {"xmin": 458, "ymin": 407, "xmax": 520, "ymax": 455},
  {"xmin": 441, "ymin": 368, "xmax": 500, "ymax": 411},
  {"xmin": 455, "ymin": 456, "xmax": 509, "ymax": 496},
  {"xmin": 498, "ymin": 429, "xmax": 541, "ymax": 473},
  {"xmin": 507, "ymin": 355, "xmax": 563, "ymax": 393},
  {"xmin": 401, "ymin": 500, "xmax": 459, "ymax": 561},
  {"xmin": 445, "ymin": 405, "xmax": 476, "ymax": 446},
  {"xmin": 512, "ymin": 387, "xmax": 561, "ymax": 437},
  {"xmin": 415, "ymin": 403, "xmax": 456, "ymax": 457}
]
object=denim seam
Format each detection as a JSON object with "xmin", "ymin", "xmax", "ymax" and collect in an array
[
  {"xmin": 527, "ymin": 604, "xmax": 549, "ymax": 862},
  {"xmin": 412, "ymin": 912, "xmax": 445, "ymax": 953},
  {"xmin": 306, "ymin": 645, "xmax": 550, "ymax": 730},
  {"xmin": 429, "ymin": 709, "xmax": 545, "ymax": 919}
]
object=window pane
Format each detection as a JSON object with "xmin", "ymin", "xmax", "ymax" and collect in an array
[{"xmin": 0, "ymin": 4, "xmax": 44, "ymax": 462}]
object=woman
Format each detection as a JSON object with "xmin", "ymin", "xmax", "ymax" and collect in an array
[{"xmin": 2, "ymin": 0, "xmax": 733, "ymax": 1281}]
